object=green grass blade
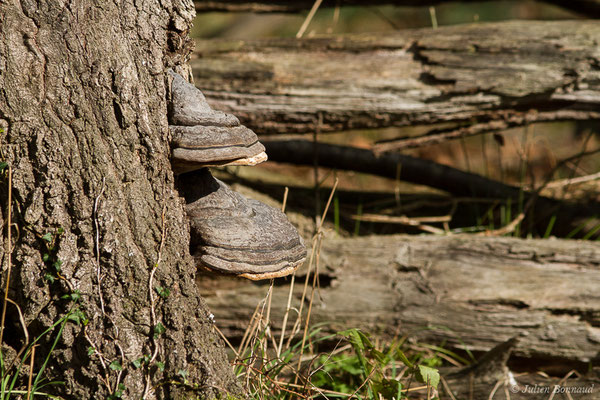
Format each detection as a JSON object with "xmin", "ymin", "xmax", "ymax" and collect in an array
[{"xmin": 543, "ymin": 215, "xmax": 557, "ymax": 238}]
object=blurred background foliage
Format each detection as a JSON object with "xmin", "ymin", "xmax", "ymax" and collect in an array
[{"xmin": 192, "ymin": 2, "xmax": 581, "ymax": 39}]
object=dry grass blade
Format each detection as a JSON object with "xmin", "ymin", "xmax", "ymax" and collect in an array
[
  {"xmin": 347, "ymin": 366, "xmax": 377, "ymax": 399},
  {"xmin": 214, "ymin": 324, "xmax": 239, "ymax": 358},
  {"xmin": 441, "ymin": 376, "xmax": 458, "ymax": 400},
  {"xmin": 5, "ymin": 298, "xmax": 30, "ymax": 371},
  {"xmin": 296, "ymin": 0, "xmax": 323, "ymax": 38},
  {"xmin": 0, "ymin": 166, "xmax": 11, "ymax": 347},
  {"xmin": 277, "ymin": 186, "xmax": 295, "ymax": 358},
  {"xmin": 487, "ymin": 379, "xmax": 503, "ymax": 400},
  {"xmin": 294, "ymin": 178, "xmax": 339, "ymax": 385},
  {"xmin": 237, "ymin": 303, "xmax": 261, "ymax": 358},
  {"xmin": 26, "ymin": 344, "xmax": 37, "ymax": 400}
]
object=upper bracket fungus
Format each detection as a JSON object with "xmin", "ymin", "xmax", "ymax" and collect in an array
[{"xmin": 168, "ymin": 70, "xmax": 267, "ymax": 174}]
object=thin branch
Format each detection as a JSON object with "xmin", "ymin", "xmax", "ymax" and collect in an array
[
  {"xmin": 545, "ymin": 171, "xmax": 600, "ymax": 188},
  {"xmin": 351, "ymin": 213, "xmax": 447, "ymax": 234},
  {"xmin": 374, "ymin": 111, "xmax": 600, "ymax": 153}
]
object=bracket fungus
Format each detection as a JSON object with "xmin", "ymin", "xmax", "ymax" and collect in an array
[
  {"xmin": 168, "ymin": 70, "xmax": 267, "ymax": 174},
  {"xmin": 168, "ymin": 70, "xmax": 306, "ymax": 280}
]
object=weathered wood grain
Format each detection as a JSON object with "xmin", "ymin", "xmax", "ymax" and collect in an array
[
  {"xmin": 191, "ymin": 20, "xmax": 600, "ymax": 135},
  {"xmin": 198, "ymin": 233, "xmax": 600, "ymax": 367}
]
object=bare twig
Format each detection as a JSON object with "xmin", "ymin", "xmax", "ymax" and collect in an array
[
  {"xmin": 5, "ymin": 298, "xmax": 29, "ymax": 371},
  {"xmin": 545, "ymin": 171, "xmax": 600, "ymax": 188},
  {"xmin": 83, "ymin": 326, "xmax": 111, "ymax": 390},
  {"xmin": 374, "ymin": 111, "xmax": 600, "ymax": 153},
  {"xmin": 351, "ymin": 213, "xmax": 448, "ymax": 234}
]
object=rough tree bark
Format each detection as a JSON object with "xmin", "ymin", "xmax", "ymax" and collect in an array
[
  {"xmin": 199, "ymin": 233, "xmax": 600, "ymax": 369},
  {"xmin": 0, "ymin": 1, "xmax": 239, "ymax": 399},
  {"xmin": 190, "ymin": 20, "xmax": 600, "ymax": 137}
]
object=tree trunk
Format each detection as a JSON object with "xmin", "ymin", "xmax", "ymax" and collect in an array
[
  {"xmin": 0, "ymin": 1, "xmax": 239, "ymax": 399},
  {"xmin": 191, "ymin": 20, "xmax": 600, "ymax": 136},
  {"xmin": 199, "ymin": 233, "xmax": 600, "ymax": 370}
]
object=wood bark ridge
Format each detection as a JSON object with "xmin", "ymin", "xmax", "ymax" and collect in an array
[
  {"xmin": 191, "ymin": 20, "xmax": 600, "ymax": 135},
  {"xmin": 0, "ymin": 1, "xmax": 239, "ymax": 399},
  {"xmin": 199, "ymin": 234, "xmax": 600, "ymax": 366},
  {"xmin": 194, "ymin": 0, "xmax": 600, "ymax": 17}
]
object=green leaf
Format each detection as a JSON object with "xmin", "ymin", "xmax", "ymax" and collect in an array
[
  {"xmin": 107, "ymin": 383, "xmax": 126, "ymax": 399},
  {"xmin": 178, "ymin": 369, "xmax": 188, "ymax": 379},
  {"xmin": 67, "ymin": 308, "xmax": 86, "ymax": 325},
  {"xmin": 70, "ymin": 290, "xmax": 81, "ymax": 302},
  {"xmin": 155, "ymin": 286, "xmax": 170, "ymax": 299},
  {"xmin": 371, "ymin": 378, "xmax": 403, "ymax": 400},
  {"xmin": 42, "ymin": 232, "xmax": 53, "ymax": 242},
  {"xmin": 132, "ymin": 358, "xmax": 143, "ymax": 369},
  {"xmin": 62, "ymin": 290, "xmax": 82, "ymax": 303},
  {"xmin": 370, "ymin": 348, "xmax": 390, "ymax": 366},
  {"xmin": 109, "ymin": 360, "xmax": 123, "ymax": 371},
  {"xmin": 87, "ymin": 347, "xmax": 95, "ymax": 356},
  {"xmin": 154, "ymin": 322, "xmax": 166, "ymax": 338},
  {"xmin": 156, "ymin": 361, "xmax": 165, "ymax": 372},
  {"xmin": 53, "ymin": 259, "xmax": 63, "ymax": 273},
  {"xmin": 57, "ymin": 227, "xmax": 65, "ymax": 234},
  {"xmin": 0, "ymin": 162, "xmax": 7, "ymax": 172},
  {"xmin": 395, "ymin": 348, "xmax": 414, "ymax": 369},
  {"xmin": 415, "ymin": 365, "xmax": 440, "ymax": 389},
  {"xmin": 43, "ymin": 273, "xmax": 55, "ymax": 283}
]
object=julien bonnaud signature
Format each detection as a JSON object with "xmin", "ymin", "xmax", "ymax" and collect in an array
[{"xmin": 510, "ymin": 384, "xmax": 595, "ymax": 394}]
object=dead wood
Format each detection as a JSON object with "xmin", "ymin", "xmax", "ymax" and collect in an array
[
  {"xmin": 191, "ymin": 20, "xmax": 600, "ymax": 137},
  {"xmin": 198, "ymin": 233, "xmax": 600, "ymax": 370},
  {"xmin": 262, "ymin": 139, "xmax": 600, "ymax": 238},
  {"xmin": 438, "ymin": 336, "xmax": 599, "ymax": 400}
]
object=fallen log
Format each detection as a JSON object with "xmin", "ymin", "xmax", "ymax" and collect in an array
[
  {"xmin": 192, "ymin": 20, "xmax": 600, "ymax": 136},
  {"xmin": 440, "ymin": 336, "xmax": 600, "ymax": 399},
  {"xmin": 198, "ymin": 233, "xmax": 600, "ymax": 371}
]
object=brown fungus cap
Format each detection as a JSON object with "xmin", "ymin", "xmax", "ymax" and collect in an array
[
  {"xmin": 180, "ymin": 168, "xmax": 306, "ymax": 280},
  {"xmin": 168, "ymin": 70, "xmax": 267, "ymax": 174}
]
